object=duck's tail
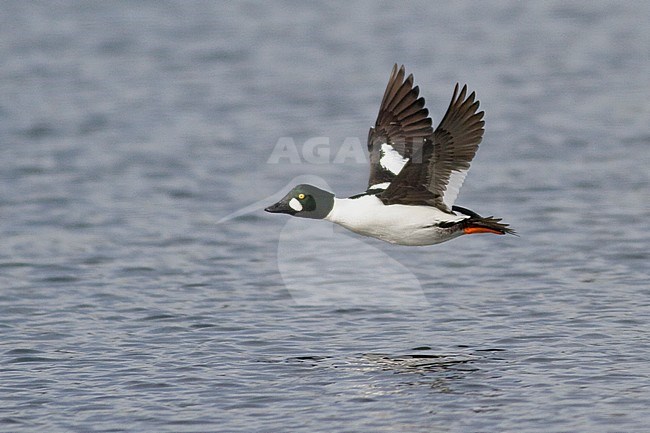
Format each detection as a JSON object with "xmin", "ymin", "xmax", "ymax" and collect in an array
[{"xmin": 452, "ymin": 206, "xmax": 516, "ymax": 236}]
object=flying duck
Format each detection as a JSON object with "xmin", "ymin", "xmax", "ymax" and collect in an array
[{"xmin": 265, "ymin": 64, "xmax": 514, "ymax": 246}]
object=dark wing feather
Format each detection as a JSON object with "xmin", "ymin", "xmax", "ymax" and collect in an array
[
  {"xmin": 379, "ymin": 83, "xmax": 485, "ymax": 212},
  {"xmin": 366, "ymin": 64, "xmax": 433, "ymax": 189}
]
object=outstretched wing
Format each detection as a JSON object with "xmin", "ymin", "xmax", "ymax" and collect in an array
[
  {"xmin": 379, "ymin": 84, "xmax": 485, "ymax": 212},
  {"xmin": 366, "ymin": 64, "xmax": 433, "ymax": 190}
]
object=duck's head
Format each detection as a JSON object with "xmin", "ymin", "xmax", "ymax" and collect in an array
[{"xmin": 265, "ymin": 184, "xmax": 334, "ymax": 219}]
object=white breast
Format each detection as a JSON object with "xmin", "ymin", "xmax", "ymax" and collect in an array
[{"xmin": 324, "ymin": 195, "xmax": 466, "ymax": 246}]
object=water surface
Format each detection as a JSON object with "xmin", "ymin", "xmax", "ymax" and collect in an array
[{"xmin": 1, "ymin": 1, "xmax": 649, "ymax": 432}]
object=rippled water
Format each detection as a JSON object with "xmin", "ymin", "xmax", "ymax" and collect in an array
[{"xmin": 1, "ymin": 1, "xmax": 649, "ymax": 432}]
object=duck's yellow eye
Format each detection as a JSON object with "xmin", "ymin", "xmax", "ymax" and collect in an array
[{"xmin": 297, "ymin": 193, "xmax": 306, "ymax": 200}]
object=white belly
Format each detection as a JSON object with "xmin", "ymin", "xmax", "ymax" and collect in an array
[{"xmin": 324, "ymin": 195, "xmax": 466, "ymax": 246}]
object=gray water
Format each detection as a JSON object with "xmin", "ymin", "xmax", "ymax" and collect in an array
[{"xmin": 1, "ymin": 1, "xmax": 649, "ymax": 432}]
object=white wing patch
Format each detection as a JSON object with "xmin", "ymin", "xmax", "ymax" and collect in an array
[
  {"xmin": 369, "ymin": 182, "xmax": 390, "ymax": 190},
  {"xmin": 379, "ymin": 143, "xmax": 408, "ymax": 175},
  {"xmin": 441, "ymin": 169, "xmax": 468, "ymax": 209},
  {"xmin": 289, "ymin": 198, "xmax": 303, "ymax": 212}
]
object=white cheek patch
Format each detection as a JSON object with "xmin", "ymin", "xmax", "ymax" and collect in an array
[
  {"xmin": 379, "ymin": 143, "xmax": 409, "ymax": 175},
  {"xmin": 289, "ymin": 198, "xmax": 303, "ymax": 212}
]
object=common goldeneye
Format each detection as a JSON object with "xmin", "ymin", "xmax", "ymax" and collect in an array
[{"xmin": 265, "ymin": 64, "xmax": 514, "ymax": 246}]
